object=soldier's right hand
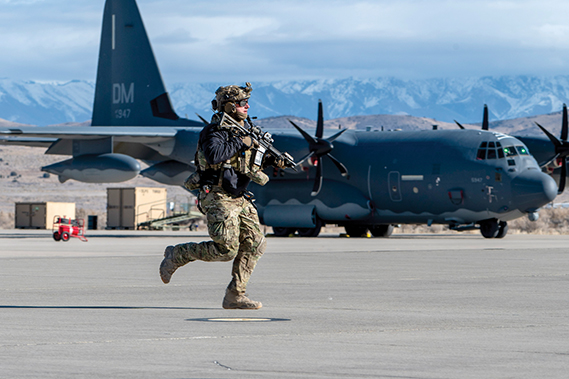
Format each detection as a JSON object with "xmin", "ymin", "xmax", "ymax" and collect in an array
[{"xmin": 241, "ymin": 135, "xmax": 259, "ymax": 148}]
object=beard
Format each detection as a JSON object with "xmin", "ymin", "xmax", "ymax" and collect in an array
[{"xmin": 233, "ymin": 110, "xmax": 247, "ymax": 122}]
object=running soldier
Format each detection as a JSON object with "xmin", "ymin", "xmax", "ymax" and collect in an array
[{"xmin": 159, "ymin": 82, "xmax": 286, "ymax": 309}]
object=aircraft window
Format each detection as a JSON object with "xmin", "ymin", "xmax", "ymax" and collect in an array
[
  {"xmin": 504, "ymin": 146, "xmax": 518, "ymax": 157},
  {"xmin": 498, "ymin": 148, "xmax": 505, "ymax": 159},
  {"xmin": 508, "ymin": 159, "xmax": 516, "ymax": 166},
  {"xmin": 496, "ymin": 142, "xmax": 502, "ymax": 147},
  {"xmin": 480, "ymin": 142, "xmax": 487, "ymax": 148},
  {"xmin": 487, "ymin": 149, "xmax": 497, "ymax": 159},
  {"xmin": 516, "ymin": 146, "xmax": 529, "ymax": 155},
  {"xmin": 477, "ymin": 149, "xmax": 486, "ymax": 160},
  {"xmin": 488, "ymin": 142, "xmax": 495, "ymax": 148}
]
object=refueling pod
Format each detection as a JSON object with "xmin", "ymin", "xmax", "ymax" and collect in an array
[{"xmin": 41, "ymin": 153, "xmax": 141, "ymax": 183}]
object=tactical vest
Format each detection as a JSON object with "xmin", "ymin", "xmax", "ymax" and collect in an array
[{"xmin": 184, "ymin": 123, "xmax": 269, "ymax": 193}]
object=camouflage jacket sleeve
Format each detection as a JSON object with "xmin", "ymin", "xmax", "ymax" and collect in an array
[{"xmin": 246, "ymin": 166, "xmax": 269, "ymax": 186}]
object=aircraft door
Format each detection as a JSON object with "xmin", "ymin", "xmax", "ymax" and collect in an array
[{"xmin": 388, "ymin": 171, "xmax": 402, "ymax": 202}]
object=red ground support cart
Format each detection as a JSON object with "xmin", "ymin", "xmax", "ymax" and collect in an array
[{"xmin": 52, "ymin": 216, "xmax": 88, "ymax": 242}]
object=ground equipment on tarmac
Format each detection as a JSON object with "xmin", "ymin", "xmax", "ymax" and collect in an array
[{"xmin": 52, "ymin": 216, "xmax": 88, "ymax": 242}]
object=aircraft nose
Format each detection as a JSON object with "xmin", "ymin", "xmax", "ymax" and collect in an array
[{"xmin": 511, "ymin": 170, "xmax": 557, "ymax": 211}]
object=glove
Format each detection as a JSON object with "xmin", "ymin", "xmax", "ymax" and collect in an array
[
  {"xmin": 275, "ymin": 157, "xmax": 287, "ymax": 169},
  {"xmin": 263, "ymin": 155, "xmax": 287, "ymax": 169},
  {"xmin": 241, "ymin": 135, "xmax": 259, "ymax": 148}
]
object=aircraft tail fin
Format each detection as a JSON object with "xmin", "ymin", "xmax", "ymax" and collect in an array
[{"xmin": 91, "ymin": 0, "xmax": 201, "ymax": 127}]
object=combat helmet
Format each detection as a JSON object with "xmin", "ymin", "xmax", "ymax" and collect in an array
[{"xmin": 212, "ymin": 82, "xmax": 252, "ymax": 114}]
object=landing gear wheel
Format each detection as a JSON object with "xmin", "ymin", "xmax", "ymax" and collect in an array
[
  {"xmin": 61, "ymin": 232, "xmax": 70, "ymax": 242},
  {"xmin": 53, "ymin": 231, "xmax": 61, "ymax": 241},
  {"xmin": 273, "ymin": 227, "xmax": 296, "ymax": 237},
  {"xmin": 369, "ymin": 224, "xmax": 394, "ymax": 238},
  {"xmin": 344, "ymin": 225, "xmax": 368, "ymax": 237},
  {"xmin": 298, "ymin": 218, "xmax": 322, "ymax": 237},
  {"xmin": 480, "ymin": 219, "xmax": 499, "ymax": 238},
  {"xmin": 496, "ymin": 221, "xmax": 508, "ymax": 239}
]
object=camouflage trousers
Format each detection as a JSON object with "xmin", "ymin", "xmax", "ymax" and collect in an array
[{"xmin": 172, "ymin": 189, "xmax": 266, "ymax": 294}]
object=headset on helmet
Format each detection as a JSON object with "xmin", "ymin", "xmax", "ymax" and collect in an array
[{"xmin": 211, "ymin": 82, "xmax": 252, "ymax": 112}]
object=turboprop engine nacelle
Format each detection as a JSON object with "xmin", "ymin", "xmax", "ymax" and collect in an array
[
  {"xmin": 140, "ymin": 160, "xmax": 194, "ymax": 186},
  {"xmin": 41, "ymin": 153, "xmax": 141, "ymax": 183}
]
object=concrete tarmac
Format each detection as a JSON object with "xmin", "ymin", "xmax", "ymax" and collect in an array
[{"xmin": 1, "ymin": 230, "xmax": 568, "ymax": 378}]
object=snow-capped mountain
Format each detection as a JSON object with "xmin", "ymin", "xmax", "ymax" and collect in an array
[
  {"xmin": 0, "ymin": 79, "xmax": 94, "ymax": 126},
  {"xmin": 2, "ymin": 75, "xmax": 569, "ymax": 126}
]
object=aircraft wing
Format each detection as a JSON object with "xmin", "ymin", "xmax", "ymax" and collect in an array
[
  {"xmin": 0, "ymin": 136, "xmax": 57, "ymax": 148},
  {"xmin": 0, "ymin": 126, "xmax": 178, "ymax": 144}
]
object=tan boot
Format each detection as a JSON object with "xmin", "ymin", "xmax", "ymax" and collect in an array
[
  {"xmin": 222, "ymin": 289, "xmax": 262, "ymax": 310},
  {"xmin": 159, "ymin": 245, "xmax": 180, "ymax": 284}
]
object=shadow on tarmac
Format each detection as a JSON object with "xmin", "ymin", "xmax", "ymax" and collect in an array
[{"xmin": 0, "ymin": 305, "xmax": 217, "ymax": 310}]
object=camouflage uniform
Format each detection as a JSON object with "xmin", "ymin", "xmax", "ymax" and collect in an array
[
  {"xmin": 160, "ymin": 83, "xmax": 271, "ymax": 309},
  {"xmin": 172, "ymin": 188, "xmax": 266, "ymax": 295}
]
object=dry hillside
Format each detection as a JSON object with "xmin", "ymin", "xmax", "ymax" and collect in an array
[{"xmin": 0, "ymin": 145, "xmax": 193, "ymax": 229}]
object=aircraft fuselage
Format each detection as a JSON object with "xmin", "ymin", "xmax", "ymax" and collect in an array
[{"xmin": 254, "ymin": 128, "xmax": 557, "ymax": 228}]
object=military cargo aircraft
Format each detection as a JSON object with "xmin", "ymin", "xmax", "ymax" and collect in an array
[{"xmin": 0, "ymin": 0, "xmax": 560, "ymax": 238}]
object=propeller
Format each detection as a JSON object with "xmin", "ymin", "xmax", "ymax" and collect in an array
[
  {"xmin": 195, "ymin": 113, "xmax": 209, "ymax": 125},
  {"xmin": 288, "ymin": 100, "xmax": 349, "ymax": 196},
  {"xmin": 482, "ymin": 104, "xmax": 489, "ymax": 131},
  {"xmin": 535, "ymin": 103, "xmax": 569, "ymax": 194},
  {"xmin": 454, "ymin": 104, "xmax": 489, "ymax": 130}
]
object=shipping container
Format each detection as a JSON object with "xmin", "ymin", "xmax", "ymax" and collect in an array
[
  {"xmin": 106, "ymin": 187, "xmax": 167, "ymax": 229},
  {"xmin": 15, "ymin": 202, "xmax": 76, "ymax": 229}
]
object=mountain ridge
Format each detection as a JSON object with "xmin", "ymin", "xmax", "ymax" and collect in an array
[{"xmin": 1, "ymin": 75, "xmax": 569, "ymax": 136}]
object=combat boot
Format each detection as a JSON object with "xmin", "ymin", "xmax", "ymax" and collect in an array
[
  {"xmin": 159, "ymin": 245, "xmax": 180, "ymax": 284},
  {"xmin": 222, "ymin": 289, "xmax": 262, "ymax": 310}
]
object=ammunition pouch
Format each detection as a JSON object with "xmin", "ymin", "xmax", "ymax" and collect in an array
[
  {"xmin": 183, "ymin": 171, "xmax": 202, "ymax": 191},
  {"xmin": 191, "ymin": 168, "xmax": 250, "ymax": 197}
]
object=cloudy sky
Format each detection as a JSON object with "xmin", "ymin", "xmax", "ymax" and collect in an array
[{"xmin": 2, "ymin": 0, "xmax": 569, "ymax": 84}]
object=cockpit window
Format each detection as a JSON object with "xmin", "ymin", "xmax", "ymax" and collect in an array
[
  {"xmin": 477, "ymin": 149, "xmax": 486, "ymax": 160},
  {"xmin": 503, "ymin": 146, "xmax": 517, "ymax": 157},
  {"xmin": 497, "ymin": 148, "xmax": 504, "ymax": 159},
  {"xmin": 478, "ymin": 141, "xmax": 506, "ymax": 160},
  {"xmin": 515, "ymin": 146, "xmax": 529, "ymax": 155}
]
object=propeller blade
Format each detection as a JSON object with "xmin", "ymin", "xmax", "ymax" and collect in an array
[
  {"xmin": 454, "ymin": 120, "xmax": 465, "ymax": 130},
  {"xmin": 326, "ymin": 128, "xmax": 348, "ymax": 143},
  {"xmin": 195, "ymin": 113, "xmax": 209, "ymax": 125},
  {"xmin": 326, "ymin": 153, "xmax": 349, "ymax": 177},
  {"xmin": 538, "ymin": 153, "xmax": 560, "ymax": 168},
  {"xmin": 562, "ymin": 104, "xmax": 568, "ymax": 142},
  {"xmin": 482, "ymin": 104, "xmax": 489, "ymax": 130},
  {"xmin": 311, "ymin": 158, "xmax": 323, "ymax": 196},
  {"xmin": 535, "ymin": 122, "xmax": 562, "ymax": 149},
  {"xmin": 296, "ymin": 151, "xmax": 315, "ymax": 166},
  {"xmin": 289, "ymin": 119, "xmax": 317, "ymax": 145},
  {"xmin": 316, "ymin": 100, "xmax": 324, "ymax": 139},
  {"xmin": 559, "ymin": 160, "xmax": 567, "ymax": 194}
]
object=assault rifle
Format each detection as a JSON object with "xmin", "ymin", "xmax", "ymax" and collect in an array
[{"xmin": 218, "ymin": 112, "xmax": 297, "ymax": 169}]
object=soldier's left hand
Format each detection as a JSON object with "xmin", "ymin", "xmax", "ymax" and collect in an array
[{"xmin": 275, "ymin": 157, "xmax": 287, "ymax": 169}]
